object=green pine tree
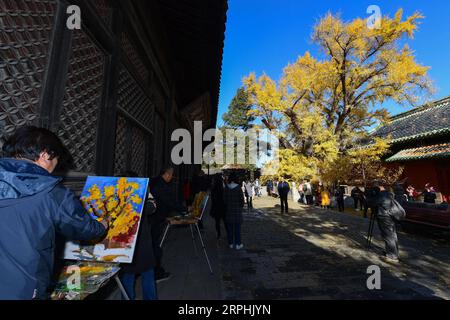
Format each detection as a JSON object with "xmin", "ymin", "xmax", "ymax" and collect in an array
[{"xmin": 222, "ymin": 87, "xmax": 255, "ymax": 131}]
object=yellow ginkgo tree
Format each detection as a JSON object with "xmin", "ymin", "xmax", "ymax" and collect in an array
[
  {"xmin": 319, "ymin": 138, "xmax": 404, "ymax": 186},
  {"xmin": 245, "ymin": 9, "xmax": 433, "ymax": 183}
]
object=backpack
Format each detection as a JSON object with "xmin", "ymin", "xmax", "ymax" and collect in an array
[{"xmin": 389, "ymin": 197, "xmax": 406, "ymax": 221}]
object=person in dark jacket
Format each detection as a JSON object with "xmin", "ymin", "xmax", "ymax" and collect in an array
[
  {"xmin": 278, "ymin": 177, "xmax": 290, "ymax": 214},
  {"xmin": 0, "ymin": 126, "xmax": 107, "ymax": 300},
  {"xmin": 351, "ymin": 186, "xmax": 362, "ymax": 210},
  {"xmin": 119, "ymin": 171, "xmax": 157, "ymax": 300},
  {"xmin": 335, "ymin": 186, "xmax": 345, "ymax": 212},
  {"xmin": 267, "ymin": 180, "xmax": 273, "ymax": 196},
  {"xmin": 366, "ymin": 182, "xmax": 381, "ymax": 217},
  {"xmin": 375, "ymin": 185, "xmax": 400, "ymax": 262},
  {"xmin": 149, "ymin": 166, "xmax": 187, "ymax": 282},
  {"xmin": 393, "ymin": 182, "xmax": 407, "ymax": 204},
  {"xmin": 210, "ymin": 174, "xmax": 227, "ymax": 240},
  {"xmin": 223, "ymin": 173, "xmax": 245, "ymax": 250},
  {"xmin": 423, "ymin": 183, "xmax": 437, "ymax": 204},
  {"xmin": 360, "ymin": 189, "xmax": 368, "ymax": 218}
]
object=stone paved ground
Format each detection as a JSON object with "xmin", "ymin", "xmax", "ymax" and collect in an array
[
  {"xmin": 103, "ymin": 215, "xmax": 224, "ymax": 300},
  {"xmin": 102, "ymin": 195, "xmax": 449, "ymax": 300},
  {"xmin": 218, "ymin": 196, "xmax": 450, "ymax": 300}
]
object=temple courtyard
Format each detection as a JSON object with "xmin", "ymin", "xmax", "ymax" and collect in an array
[{"xmin": 103, "ymin": 196, "xmax": 449, "ymax": 300}]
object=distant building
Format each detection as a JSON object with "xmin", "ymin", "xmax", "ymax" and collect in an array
[{"xmin": 372, "ymin": 96, "xmax": 450, "ymax": 202}]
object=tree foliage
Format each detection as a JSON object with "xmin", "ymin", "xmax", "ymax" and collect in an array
[
  {"xmin": 222, "ymin": 87, "xmax": 255, "ymax": 130},
  {"xmin": 319, "ymin": 138, "xmax": 404, "ymax": 186},
  {"xmin": 204, "ymin": 125, "xmax": 257, "ymax": 171},
  {"xmin": 242, "ymin": 9, "xmax": 432, "ymax": 184}
]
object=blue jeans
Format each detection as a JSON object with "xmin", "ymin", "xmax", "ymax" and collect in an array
[
  {"xmin": 120, "ymin": 268, "xmax": 158, "ymax": 300},
  {"xmin": 226, "ymin": 223, "xmax": 242, "ymax": 247}
]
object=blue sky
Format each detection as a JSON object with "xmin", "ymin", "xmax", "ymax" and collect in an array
[{"xmin": 217, "ymin": 0, "xmax": 450, "ymax": 126}]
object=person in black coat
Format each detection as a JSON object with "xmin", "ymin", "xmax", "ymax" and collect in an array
[
  {"xmin": 335, "ymin": 186, "xmax": 345, "ymax": 212},
  {"xmin": 119, "ymin": 171, "xmax": 157, "ymax": 300},
  {"xmin": 375, "ymin": 185, "xmax": 401, "ymax": 262},
  {"xmin": 267, "ymin": 180, "xmax": 273, "ymax": 196},
  {"xmin": 210, "ymin": 174, "xmax": 226, "ymax": 239},
  {"xmin": 0, "ymin": 127, "xmax": 107, "ymax": 300},
  {"xmin": 351, "ymin": 186, "xmax": 362, "ymax": 210},
  {"xmin": 360, "ymin": 189, "xmax": 368, "ymax": 218},
  {"xmin": 423, "ymin": 183, "xmax": 437, "ymax": 204},
  {"xmin": 223, "ymin": 173, "xmax": 245, "ymax": 250},
  {"xmin": 366, "ymin": 183, "xmax": 381, "ymax": 217},
  {"xmin": 149, "ymin": 166, "xmax": 187, "ymax": 281},
  {"xmin": 277, "ymin": 177, "xmax": 290, "ymax": 213}
]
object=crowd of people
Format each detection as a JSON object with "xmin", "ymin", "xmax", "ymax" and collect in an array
[
  {"xmin": 266, "ymin": 179, "xmax": 333, "ymax": 211},
  {"xmin": 264, "ymin": 177, "xmax": 412, "ymax": 263}
]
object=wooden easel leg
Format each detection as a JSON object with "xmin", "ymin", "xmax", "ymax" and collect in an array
[
  {"xmin": 160, "ymin": 223, "xmax": 170, "ymax": 248},
  {"xmin": 195, "ymin": 223, "xmax": 213, "ymax": 274},
  {"xmin": 115, "ymin": 275, "xmax": 130, "ymax": 300},
  {"xmin": 190, "ymin": 224, "xmax": 199, "ymax": 257},
  {"xmin": 367, "ymin": 213, "xmax": 375, "ymax": 248}
]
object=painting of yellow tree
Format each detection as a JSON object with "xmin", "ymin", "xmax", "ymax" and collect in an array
[{"xmin": 64, "ymin": 176, "xmax": 149, "ymax": 263}]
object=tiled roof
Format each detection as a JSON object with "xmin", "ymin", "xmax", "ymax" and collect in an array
[
  {"xmin": 385, "ymin": 142, "xmax": 450, "ymax": 162},
  {"xmin": 372, "ymin": 96, "xmax": 450, "ymax": 143}
]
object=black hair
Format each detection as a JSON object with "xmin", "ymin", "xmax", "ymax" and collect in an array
[
  {"xmin": 2, "ymin": 126, "xmax": 71, "ymax": 165},
  {"xmin": 159, "ymin": 165, "xmax": 174, "ymax": 176},
  {"xmin": 212, "ymin": 173, "xmax": 224, "ymax": 192},
  {"xmin": 228, "ymin": 172, "xmax": 239, "ymax": 184}
]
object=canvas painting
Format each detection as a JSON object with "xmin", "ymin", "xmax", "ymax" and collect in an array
[{"xmin": 64, "ymin": 176, "xmax": 149, "ymax": 263}]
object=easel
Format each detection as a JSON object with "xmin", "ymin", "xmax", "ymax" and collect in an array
[
  {"xmin": 113, "ymin": 269, "xmax": 130, "ymax": 300},
  {"xmin": 159, "ymin": 194, "xmax": 213, "ymax": 274}
]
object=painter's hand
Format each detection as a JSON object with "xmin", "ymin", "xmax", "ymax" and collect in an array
[{"xmin": 100, "ymin": 219, "xmax": 109, "ymax": 230}]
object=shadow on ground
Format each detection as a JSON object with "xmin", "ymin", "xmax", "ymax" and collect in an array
[{"xmin": 217, "ymin": 198, "xmax": 449, "ymax": 300}]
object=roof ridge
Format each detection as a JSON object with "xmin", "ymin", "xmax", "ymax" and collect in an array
[
  {"xmin": 389, "ymin": 96, "xmax": 450, "ymax": 123},
  {"xmin": 400, "ymin": 141, "xmax": 450, "ymax": 151},
  {"xmin": 386, "ymin": 141, "xmax": 450, "ymax": 162}
]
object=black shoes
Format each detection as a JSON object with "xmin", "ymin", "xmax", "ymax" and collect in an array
[{"xmin": 156, "ymin": 271, "xmax": 172, "ymax": 283}]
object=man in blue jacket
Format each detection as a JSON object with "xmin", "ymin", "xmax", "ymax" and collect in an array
[{"xmin": 0, "ymin": 126, "xmax": 107, "ymax": 300}]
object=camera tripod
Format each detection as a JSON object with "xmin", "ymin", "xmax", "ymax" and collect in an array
[{"xmin": 366, "ymin": 209, "xmax": 377, "ymax": 248}]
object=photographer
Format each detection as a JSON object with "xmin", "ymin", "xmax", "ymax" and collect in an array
[
  {"xmin": 375, "ymin": 184, "xmax": 405, "ymax": 263},
  {"xmin": 0, "ymin": 126, "xmax": 107, "ymax": 300}
]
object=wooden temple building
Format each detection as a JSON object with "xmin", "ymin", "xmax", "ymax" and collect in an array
[
  {"xmin": 372, "ymin": 96, "xmax": 450, "ymax": 202},
  {"xmin": 0, "ymin": 0, "xmax": 228, "ymax": 191}
]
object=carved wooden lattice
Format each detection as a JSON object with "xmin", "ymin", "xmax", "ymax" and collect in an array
[
  {"xmin": 130, "ymin": 126, "xmax": 147, "ymax": 177},
  {"xmin": 92, "ymin": 0, "xmax": 112, "ymax": 29},
  {"xmin": 153, "ymin": 112, "xmax": 165, "ymax": 174},
  {"xmin": 58, "ymin": 29, "xmax": 105, "ymax": 172},
  {"xmin": 114, "ymin": 115, "xmax": 127, "ymax": 175},
  {"xmin": 0, "ymin": 0, "xmax": 57, "ymax": 142},
  {"xmin": 120, "ymin": 32, "xmax": 149, "ymax": 83},
  {"xmin": 117, "ymin": 66, "xmax": 154, "ymax": 132}
]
